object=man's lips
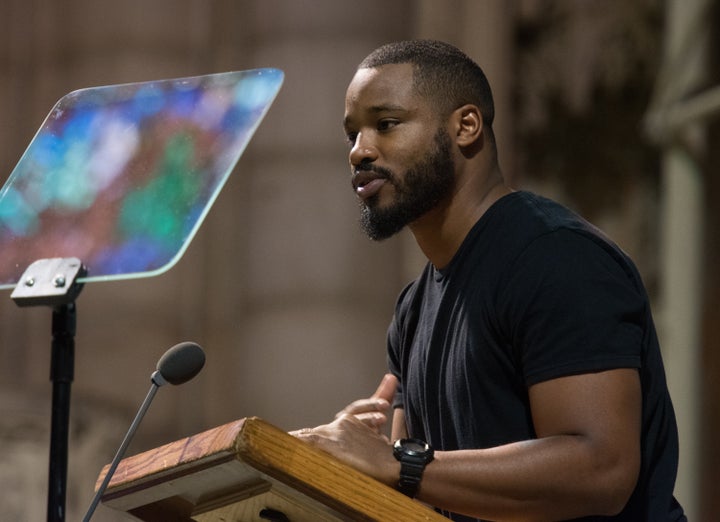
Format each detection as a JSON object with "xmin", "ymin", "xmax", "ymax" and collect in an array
[
  {"xmin": 356, "ymin": 178, "xmax": 387, "ymax": 200},
  {"xmin": 352, "ymin": 170, "xmax": 389, "ymax": 200}
]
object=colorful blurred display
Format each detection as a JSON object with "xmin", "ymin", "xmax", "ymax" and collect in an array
[{"xmin": 0, "ymin": 68, "xmax": 284, "ymax": 289}]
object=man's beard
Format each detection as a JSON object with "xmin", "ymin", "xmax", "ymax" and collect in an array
[{"xmin": 359, "ymin": 129, "xmax": 455, "ymax": 241}]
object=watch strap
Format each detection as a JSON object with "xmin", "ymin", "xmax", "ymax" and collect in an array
[
  {"xmin": 393, "ymin": 438, "xmax": 434, "ymax": 498},
  {"xmin": 397, "ymin": 459, "xmax": 427, "ymax": 497}
]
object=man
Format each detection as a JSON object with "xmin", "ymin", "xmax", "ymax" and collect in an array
[{"xmin": 294, "ymin": 40, "xmax": 686, "ymax": 521}]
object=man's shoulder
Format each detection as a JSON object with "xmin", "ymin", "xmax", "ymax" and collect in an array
[
  {"xmin": 493, "ymin": 191, "xmax": 593, "ymax": 233},
  {"xmin": 478, "ymin": 191, "xmax": 622, "ymax": 259}
]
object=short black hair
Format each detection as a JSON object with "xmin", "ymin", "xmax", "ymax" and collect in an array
[{"xmin": 358, "ymin": 40, "xmax": 495, "ymax": 127}]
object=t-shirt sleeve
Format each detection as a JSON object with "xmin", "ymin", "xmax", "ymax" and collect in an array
[
  {"xmin": 387, "ymin": 314, "xmax": 405, "ymax": 409},
  {"xmin": 387, "ymin": 281, "xmax": 417, "ymax": 410},
  {"xmin": 498, "ymin": 228, "xmax": 645, "ymax": 386}
]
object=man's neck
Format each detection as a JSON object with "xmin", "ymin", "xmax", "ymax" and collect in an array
[{"xmin": 409, "ymin": 173, "xmax": 511, "ymax": 269}]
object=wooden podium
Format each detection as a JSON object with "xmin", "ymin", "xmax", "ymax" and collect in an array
[{"xmin": 97, "ymin": 417, "xmax": 447, "ymax": 521}]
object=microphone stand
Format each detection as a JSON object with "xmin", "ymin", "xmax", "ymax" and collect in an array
[
  {"xmin": 11, "ymin": 258, "xmax": 86, "ymax": 522},
  {"xmin": 82, "ymin": 342, "xmax": 204, "ymax": 521},
  {"xmin": 82, "ymin": 371, "xmax": 167, "ymax": 522}
]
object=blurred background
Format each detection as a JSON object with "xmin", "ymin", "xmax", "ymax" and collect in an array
[{"xmin": 0, "ymin": 0, "xmax": 717, "ymax": 520}]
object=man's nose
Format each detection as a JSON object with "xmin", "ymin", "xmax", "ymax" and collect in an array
[{"xmin": 349, "ymin": 133, "xmax": 378, "ymax": 167}]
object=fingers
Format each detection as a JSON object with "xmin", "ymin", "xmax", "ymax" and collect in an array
[
  {"xmin": 291, "ymin": 414, "xmax": 354, "ymax": 447},
  {"xmin": 290, "ymin": 414, "xmax": 394, "ymax": 482},
  {"xmin": 290, "ymin": 427, "xmax": 321, "ymax": 448},
  {"xmin": 340, "ymin": 410, "xmax": 387, "ymax": 430},
  {"xmin": 289, "ymin": 427, "xmax": 315, "ymax": 437},
  {"xmin": 341, "ymin": 373, "xmax": 398, "ymax": 415},
  {"xmin": 292, "ymin": 414, "xmax": 386, "ymax": 447},
  {"xmin": 338, "ymin": 374, "xmax": 397, "ymax": 416},
  {"xmin": 337, "ymin": 398, "xmax": 387, "ymax": 417},
  {"xmin": 371, "ymin": 373, "xmax": 398, "ymax": 403},
  {"xmin": 334, "ymin": 374, "xmax": 398, "ymax": 431}
]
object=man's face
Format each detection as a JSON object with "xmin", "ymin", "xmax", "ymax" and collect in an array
[{"xmin": 343, "ymin": 64, "xmax": 455, "ymax": 240}]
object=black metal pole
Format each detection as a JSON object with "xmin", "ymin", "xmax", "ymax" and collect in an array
[
  {"xmin": 47, "ymin": 302, "xmax": 77, "ymax": 522},
  {"xmin": 10, "ymin": 259, "xmax": 85, "ymax": 522}
]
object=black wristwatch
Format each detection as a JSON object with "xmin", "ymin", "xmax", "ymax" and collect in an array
[{"xmin": 392, "ymin": 438, "xmax": 434, "ymax": 498}]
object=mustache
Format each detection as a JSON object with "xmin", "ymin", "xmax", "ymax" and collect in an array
[{"xmin": 353, "ymin": 162, "xmax": 394, "ymax": 180}]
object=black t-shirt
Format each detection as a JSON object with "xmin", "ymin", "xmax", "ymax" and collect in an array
[{"xmin": 388, "ymin": 191, "xmax": 686, "ymax": 521}]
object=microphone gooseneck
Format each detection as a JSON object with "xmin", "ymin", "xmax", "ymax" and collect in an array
[{"xmin": 82, "ymin": 342, "xmax": 205, "ymax": 522}]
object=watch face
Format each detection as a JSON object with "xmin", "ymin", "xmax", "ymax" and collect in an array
[
  {"xmin": 404, "ymin": 440, "xmax": 426, "ymax": 454},
  {"xmin": 396, "ymin": 438, "xmax": 431, "ymax": 457}
]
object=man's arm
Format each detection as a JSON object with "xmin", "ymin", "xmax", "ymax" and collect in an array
[
  {"xmin": 295, "ymin": 368, "xmax": 641, "ymax": 522},
  {"xmin": 391, "ymin": 407, "xmax": 408, "ymax": 441}
]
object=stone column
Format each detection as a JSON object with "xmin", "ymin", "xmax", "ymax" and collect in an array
[
  {"xmin": 0, "ymin": 1, "xmax": 415, "ymax": 520},
  {"xmin": 194, "ymin": 0, "xmax": 417, "ymax": 431},
  {"xmin": 405, "ymin": 0, "xmax": 515, "ymax": 277}
]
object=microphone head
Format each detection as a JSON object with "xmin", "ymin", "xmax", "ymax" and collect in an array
[{"xmin": 156, "ymin": 342, "xmax": 205, "ymax": 385}]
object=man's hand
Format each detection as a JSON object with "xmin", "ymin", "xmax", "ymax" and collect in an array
[
  {"xmin": 335, "ymin": 373, "xmax": 397, "ymax": 433},
  {"xmin": 293, "ymin": 412, "xmax": 400, "ymax": 485},
  {"xmin": 291, "ymin": 374, "xmax": 401, "ymax": 485}
]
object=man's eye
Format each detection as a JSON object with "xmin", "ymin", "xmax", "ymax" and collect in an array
[
  {"xmin": 378, "ymin": 120, "xmax": 398, "ymax": 131},
  {"xmin": 345, "ymin": 132, "xmax": 358, "ymax": 145}
]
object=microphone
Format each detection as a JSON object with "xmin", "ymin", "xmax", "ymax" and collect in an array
[
  {"xmin": 153, "ymin": 341, "xmax": 206, "ymax": 386},
  {"xmin": 82, "ymin": 341, "xmax": 205, "ymax": 522}
]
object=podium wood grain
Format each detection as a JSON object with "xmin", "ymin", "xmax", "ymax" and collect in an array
[{"xmin": 97, "ymin": 417, "xmax": 447, "ymax": 521}]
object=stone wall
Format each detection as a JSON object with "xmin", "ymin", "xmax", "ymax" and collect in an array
[{"xmin": 0, "ymin": 1, "xmax": 709, "ymax": 520}]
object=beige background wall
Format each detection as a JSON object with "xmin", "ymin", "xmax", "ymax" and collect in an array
[{"xmin": 0, "ymin": 1, "xmax": 713, "ymax": 520}]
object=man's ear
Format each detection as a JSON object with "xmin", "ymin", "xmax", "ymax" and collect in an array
[{"xmin": 452, "ymin": 104, "xmax": 483, "ymax": 148}]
